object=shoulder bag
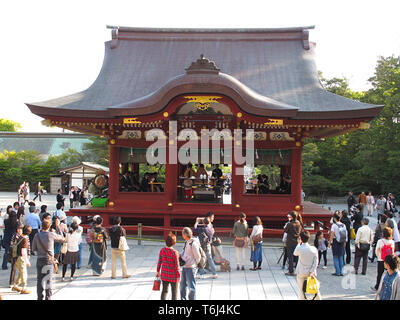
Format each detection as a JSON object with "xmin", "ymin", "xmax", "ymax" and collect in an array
[{"xmin": 118, "ymin": 228, "xmax": 129, "ymax": 251}]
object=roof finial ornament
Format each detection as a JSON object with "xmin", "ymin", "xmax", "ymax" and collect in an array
[{"xmin": 186, "ymin": 54, "xmax": 220, "ymax": 74}]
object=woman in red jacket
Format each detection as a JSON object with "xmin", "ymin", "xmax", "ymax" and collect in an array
[{"xmin": 156, "ymin": 232, "xmax": 181, "ymax": 300}]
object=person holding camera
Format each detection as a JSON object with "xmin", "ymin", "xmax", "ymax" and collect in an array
[{"xmin": 156, "ymin": 232, "xmax": 180, "ymax": 300}]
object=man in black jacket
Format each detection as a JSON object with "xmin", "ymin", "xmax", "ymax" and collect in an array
[
  {"xmin": 56, "ymin": 189, "xmax": 65, "ymax": 207},
  {"xmin": 351, "ymin": 205, "xmax": 363, "ymax": 234},
  {"xmin": 340, "ymin": 210, "xmax": 352, "ymax": 264},
  {"xmin": 347, "ymin": 191, "xmax": 356, "ymax": 213},
  {"xmin": 284, "ymin": 211, "xmax": 301, "ymax": 276}
]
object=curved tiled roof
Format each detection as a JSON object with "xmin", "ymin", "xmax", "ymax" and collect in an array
[{"xmin": 27, "ymin": 26, "xmax": 382, "ymax": 120}]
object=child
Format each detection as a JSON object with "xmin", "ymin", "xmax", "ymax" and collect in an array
[{"xmin": 314, "ymin": 231, "xmax": 328, "ymax": 269}]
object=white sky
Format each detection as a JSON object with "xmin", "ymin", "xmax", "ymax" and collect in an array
[{"xmin": 0, "ymin": 0, "xmax": 399, "ymax": 132}]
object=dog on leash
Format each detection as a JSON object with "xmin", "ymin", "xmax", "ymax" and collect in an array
[{"xmin": 219, "ymin": 258, "xmax": 231, "ymax": 272}]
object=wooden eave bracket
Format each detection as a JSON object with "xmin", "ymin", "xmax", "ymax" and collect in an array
[
  {"xmin": 110, "ymin": 28, "xmax": 119, "ymax": 49},
  {"xmin": 302, "ymin": 30, "xmax": 310, "ymax": 50}
]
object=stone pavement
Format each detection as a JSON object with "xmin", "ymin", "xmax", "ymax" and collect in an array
[
  {"xmin": 0, "ymin": 192, "xmax": 392, "ymax": 300},
  {"xmin": 0, "ymin": 238, "xmax": 380, "ymax": 300}
]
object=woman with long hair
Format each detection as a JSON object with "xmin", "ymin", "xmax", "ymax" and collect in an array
[
  {"xmin": 232, "ymin": 213, "xmax": 249, "ymax": 271},
  {"xmin": 249, "ymin": 216, "xmax": 263, "ymax": 270}
]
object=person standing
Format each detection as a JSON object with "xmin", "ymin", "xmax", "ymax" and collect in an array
[
  {"xmin": 372, "ymin": 227, "xmax": 395, "ymax": 292},
  {"xmin": 2, "ymin": 211, "xmax": 18, "ymax": 270},
  {"xmin": 294, "ymin": 231, "xmax": 321, "ymax": 300},
  {"xmin": 68, "ymin": 187, "xmax": 74, "ymax": 209},
  {"xmin": 61, "ymin": 222, "xmax": 81, "ymax": 282},
  {"xmin": 72, "ymin": 187, "xmax": 81, "ymax": 208},
  {"xmin": 194, "ymin": 216, "xmax": 217, "ymax": 278},
  {"xmin": 31, "ymin": 219, "xmax": 65, "ymax": 300},
  {"xmin": 72, "ymin": 216, "xmax": 83, "ymax": 269},
  {"xmin": 284, "ymin": 211, "xmax": 301, "ymax": 276},
  {"xmin": 23, "ymin": 183, "xmax": 30, "ymax": 205},
  {"xmin": 385, "ymin": 212, "xmax": 400, "ymax": 253},
  {"xmin": 328, "ymin": 212, "xmax": 347, "ymax": 276},
  {"xmin": 51, "ymin": 217, "xmax": 66, "ymax": 266},
  {"xmin": 32, "ymin": 182, "xmax": 42, "ymax": 202},
  {"xmin": 354, "ymin": 218, "xmax": 374, "ymax": 275},
  {"xmin": 351, "ymin": 204, "xmax": 363, "ymax": 234},
  {"xmin": 109, "ymin": 216, "xmax": 130, "ymax": 279},
  {"xmin": 358, "ymin": 192, "xmax": 367, "ymax": 216},
  {"xmin": 10, "ymin": 225, "xmax": 32, "ymax": 294},
  {"xmin": 89, "ymin": 216, "xmax": 108, "ymax": 276},
  {"xmin": 232, "ymin": 213, "xmax": 249, "ymax": 271},
  {"xmin": 156, "ymin": 232, "xmax": 181, "ymax": 300},
  {"xmin": 56, "ymin": 189, "xmax": 65, "ymax": 207},
  {"xmin": 370, "ymin": 214, "xmax": 387, "ymax": 263},
  {"xmin": 375, "ymin": 254, "xmax": 400, "ymax": 300},
  {"xmin": 340, "ymin": 210, "xmax": 352, "ymax": 264},
  {"xmin": 366, "ymin": 192, "xmax": 375, "ymax": 217},
  {"xmin": 180, "ymin": 227, "xmax": 201, "ymax": 300},
  {"xmin": 376, "ymin": 195, "xmax": 386, "ymax": 224},
  {"xmin": 314, "ymin": 231, "xmax": 328, "ymax": 269},
  {"xmin": 249, "ymin": 216, "xmax": 263, "ymax": 270},
  {"xmin": 347, "ymin": 191, "xmax": 356, "ymax": 213},
  {"xmin": 25, "ymin": 205, "xmax": 42, "ymax": 255}
]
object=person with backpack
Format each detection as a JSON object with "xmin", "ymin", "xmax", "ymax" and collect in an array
[
  {"xmin": 180, "ymin": 227, "xmax": 201, "ymax": 300},
  {"xmin": 194, "ymin": 216, "xmax": 217, "ymax": 279},
  {"xmin": 372, "ymin": 227, "xmax": 396, "ymax": 292},
  {"xmin": 10, "ymin": 224, "xmax": 32, "ymax": 294},
  {"xmin": 328, "ymin": 212, "xmax": 348, "ymax": 276},
  {"xmin": 354, "ymin": 218, "xmax": 374, "ymax": 275}
]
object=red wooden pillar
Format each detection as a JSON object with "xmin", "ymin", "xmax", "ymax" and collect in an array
[
  {"xmin": 108, "ymin": 145, "xmax": 120, "ymax": 205},
  {"xmin": 291, "ymin": 147, "xmax": 302, "ymax": 208}
]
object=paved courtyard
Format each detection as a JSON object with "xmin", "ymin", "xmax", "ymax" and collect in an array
[{"xmin": 0, "ymin": 192, "xmax": 390, "ymax": 300}]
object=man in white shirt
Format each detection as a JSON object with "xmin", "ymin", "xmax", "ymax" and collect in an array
[
  {"xmin": 354, "ymin": 218, "xmax": 374, "ymax": 275},
  {"xmin": 294, "ymin": 231, "xmax": 321, "ymax": 300}
]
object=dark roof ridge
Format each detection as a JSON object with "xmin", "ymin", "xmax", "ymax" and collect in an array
[{"xmin": 106, "ymin": 25, "xmax": 315, "ymax": 33}]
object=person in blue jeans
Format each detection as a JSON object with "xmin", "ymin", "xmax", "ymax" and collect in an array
[
  {"xmin": 328, "ymin": 212, "xmax": 347, "ymax": 276},
  {"xmin": 180, "ymin": 227, "xmax": 201, "ymax": 300},
  {"xmin": 193, "ymin": 216, "xmax": 217, "ymax": 279}
]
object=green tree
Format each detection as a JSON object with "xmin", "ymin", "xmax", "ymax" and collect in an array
[{"xmin": 0, "ymin": 119, "xmax": 22, "ymax": 132}]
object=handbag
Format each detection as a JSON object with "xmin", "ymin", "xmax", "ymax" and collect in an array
[
  {"xmin": 152, "ymin": 277, "xmax": 161, "ymax": 291},
  {"xmin": 118, "ymin": 235, "xmax": 129, "ymax": 251},
  {"xmin": 234, "ymin": 237, "xmax": 249, "ymax": 248},
  {"xmin": 61, "ymin": 242, "xmax": 68, "ymax": 254},
  {"xmin": 350, "ymin": 228, "xmax": 356, "ymax": 240},
  {"xmin": 305, "ymin": 276, "xmax": 320, "ymax": 295},
  {"xmin": 252, "ymin": 233, "xmax": 263, "ymax": 243},
  {"xmin": 359, "ymin": 243, "xmax": 370, "ymax": 252}
]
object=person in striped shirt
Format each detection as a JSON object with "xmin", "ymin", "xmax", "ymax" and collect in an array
[{"xmin": 156, "ymin": 232, "xmax": 181, "ymax": 300}]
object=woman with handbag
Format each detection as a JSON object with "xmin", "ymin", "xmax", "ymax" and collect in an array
[
  {"xmin": 232, "ymin": 213, "xmax": 249, "ymax": 271},
  {"xmin": 249, "ymin": 216, "xmax": 263, "ymax": 270},
  {"xmin": 51, "ymin": 217, "xmax": 67, "ymax": 269},
  {"xmin": 109, "ymin": 216, "xmax": 130, "ymax": 279},
  {"xmin": 156, "ymin": 232, "xmax": 180, "ymax": 300},
  {"xmin": 61, "ymin": 222, "xmax": 81, "ymax": 281}
]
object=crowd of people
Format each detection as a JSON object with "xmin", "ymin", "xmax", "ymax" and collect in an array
[
  {"xmin": 281, "ymin": 190, "xmax": 400, "ymax": 300},
  {"xmin": 0, "ymin": 187, "xmax": 399, "ymax": 300}
]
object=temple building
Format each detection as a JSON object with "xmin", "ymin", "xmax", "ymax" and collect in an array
[{"xmin": 26, "ymin": 26, "xmax": 382, "ymax": 237}]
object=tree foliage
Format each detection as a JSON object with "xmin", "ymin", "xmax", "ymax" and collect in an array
[
  {"xmin": 303, "ymin": 56, "xmax": 400, "ymax": 197},
  {"xmin": 0, "ymin": 119, "xmax": 22, "ymax": 132}
]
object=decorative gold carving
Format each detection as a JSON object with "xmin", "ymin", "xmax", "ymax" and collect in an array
[
  {"xmin": 359, "ymin": 122, "xmax": 370, "ymax": 130},
  {"xmin": 184, "ymin": 96, "xmax": 222, "ymax": 111},
  {"xmin": 264, "ymin": 119, "xmax": 284, "ymax": 125},
  {"xmin": 123, "ymin": 118, "xmax": 141, "ymax": 124}
]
